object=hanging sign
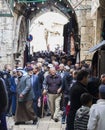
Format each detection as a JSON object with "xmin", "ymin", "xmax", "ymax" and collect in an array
[{"xmin": 27, "ymin": 34, "xmax": 33, "ymax": 42}]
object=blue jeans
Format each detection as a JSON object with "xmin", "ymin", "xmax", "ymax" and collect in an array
[
  {"xmin": 7, "ymin": 92, "xmax": 12, "ymax": 114},
  {"xmin": 33, "ymin": 99, "xmax": 38, "ymax": 116},
  {"xmin": 62, "ymin": 97, "xmax": 69, "ymax": 122},
  {"xmin": 12, "ymin": 93, "xmax": 17, "ymax": 115}
]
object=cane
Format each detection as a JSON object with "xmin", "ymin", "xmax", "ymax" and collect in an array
[
  {"xmin": 41, "ymin": 96, "xmax": 44, "ymax": 118},
  {"xmin": 42, "ymin": 90, "xmax": 47, "ymax": 118}
]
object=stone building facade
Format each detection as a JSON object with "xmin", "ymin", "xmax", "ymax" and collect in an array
[
  {"xmin": 70, "ymin": 0, "xmax": 97, "ymax": 60},
  {"xmin": 0, "ymin": 0, "xmax": 104, "ymax": 68},
  {"xmin": 72, "ymin": 0, "xmax": 105, "ymax": 60},
  {"xmin": 0, "ymin": 1, "xmax": 27, "ymax": 69}
]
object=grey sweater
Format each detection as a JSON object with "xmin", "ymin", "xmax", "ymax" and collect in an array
[{"xmin": 74, "ymin": 106, "xmax": 90, "ymax": 130}]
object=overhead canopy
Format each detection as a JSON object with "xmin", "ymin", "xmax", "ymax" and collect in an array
[
  {"xmin": 88, "ymin": 40, "xmax": 105, "ymax": 53},
  {"xmin": 14, "ymin": 0, "xmax": 75, "ymax": 20}
]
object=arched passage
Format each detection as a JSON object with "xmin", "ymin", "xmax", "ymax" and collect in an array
[
  {"xmin": 13, "ymin": 15, "xmax": 27, "ymax": 66},
  {"xmin": 14, "ymin": 0, "xmax": 79, "ymax": 65},
  {"xmin": 29, "ymin": 12, "xmax": 69, "ymax": 52}
]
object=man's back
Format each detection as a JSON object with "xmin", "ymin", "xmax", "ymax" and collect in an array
[
  {"xmin": 70, "ymin": 81, "xmax": 88, "ymax": 110},
  {"xmin": 88, "ymin": 99, "xmax": 105, "ymax": 130}
]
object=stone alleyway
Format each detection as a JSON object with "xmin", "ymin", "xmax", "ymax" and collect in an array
[{"xmin": 7, "ymin": 116, "xmax": 66, "ymax": 130}]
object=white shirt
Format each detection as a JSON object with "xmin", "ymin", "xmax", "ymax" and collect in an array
[{"xmin": 87, "ymin": 99, "xmax": 105, "ymax": 130}]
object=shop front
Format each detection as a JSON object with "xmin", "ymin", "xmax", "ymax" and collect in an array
[{"xmin": 88, "ymin": 40, "xmax": 105, "ymax": 77}]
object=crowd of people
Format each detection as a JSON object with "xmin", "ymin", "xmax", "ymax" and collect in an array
[{"xmin": 0, "ymin": 50, "xmax": 105, "ymax": 130}]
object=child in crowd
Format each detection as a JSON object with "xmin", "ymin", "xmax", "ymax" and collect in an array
[{"xmin": 74, "ymin": 93, "xmax": 93, "ymax": 130}]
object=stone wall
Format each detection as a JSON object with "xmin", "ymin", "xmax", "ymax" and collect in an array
[
  {"xmin": 71, "ymin": 0, "xmax": 97, "ymax": 60},
  {"xmin": 95, "ymin": 7, "xmax": 105, "ymax": 44},
  {"xmin": 0, "ymin": 0, "xmax": 101, "ymax": 68},
  {"xmin": 0, "ymin": 12, "xmax": 14, "ymax": 69},
  {"xmin": 0, "ymin": 15, "xmax": 26, "ymax": 69}
]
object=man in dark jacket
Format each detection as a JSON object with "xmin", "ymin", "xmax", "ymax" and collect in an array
[
  {"xmin": 0, "ymin": 76, "xmax": 8, "ymax": 130},
  {"xmin": 10, "ymin": 69, "xmax": 18, "ymax": 116},
  {"xmin": 61, "ymin": 66, "xmax": 72, "ymax": 124},
  {"xmin": 2, "ymin": 64, "xmax": 12, "ymax": 116},
  {"xmin": 27, "ymin": 66, "xmax": 41, "ymax": 123},
  {"xmin": 66, "ymin": 70, "xmax": 89, "ymax": 130}
]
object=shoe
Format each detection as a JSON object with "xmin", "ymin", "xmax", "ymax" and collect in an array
[
  {"xmin": 33, "ymin": 118, "xmax": 38, "ymax": 125},
  {"xmin": 51, "ymin": 115, "xmax": 53, "ymax": 119},
  {"xmin": 12, "ymin": 113, "xmax": 15, "ymax": 116},
  {"xmin": 54, "ymin": 118, "xmax": 58, "ymax": 122},
  {"xmin": 15, "ymin": 122, "xmax": 20, "ymax": 125},
  {"xmin": 46, "ymin": 113, "xmax": 51, "ymax": 116},
  {"xmin": 15, "ymin": 122, "xmax": 25, "ymax": 125},
  {"xmin": 61, "ymin": 118, "xmax": 65, "ymax": 124},
  {"xmin": 6, "ymin": 113, "xmax": 12, "ymax": 117}
]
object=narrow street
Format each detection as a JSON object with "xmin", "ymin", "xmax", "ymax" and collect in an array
[
  {"xmin": 7, "ymin": 116, "xmax": 66, "ymax": 130},
  {"xmin": 1, "ymin": 0, "xmax": 105, "ymax": 130}
]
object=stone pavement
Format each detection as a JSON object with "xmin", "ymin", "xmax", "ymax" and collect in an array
[{"xmin": 7, "ymin": 116, "xmax": 66, "ymax": 130}]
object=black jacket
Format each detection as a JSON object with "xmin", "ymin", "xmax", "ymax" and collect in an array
[
  {"xmin": 67, "ymin": 81, "xmax": 88, "ymax": 130},
  {"xmin": 62, "ymin": 72, "xmax": 72, "ymax": 96},
  {"xmin": 0, "ymin": 78, "xmax": 8, "ymax": 115},
  {"xmin": 70, "ymin": 81, "xmax": 88, "ymax": 111}
]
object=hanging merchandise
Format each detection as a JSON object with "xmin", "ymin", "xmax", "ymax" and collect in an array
[
  {"xmin": 70, "ymin": 34, "xmax": 75, "ymax": 56},
  {"xmin": 63, "ymin": 18, "xmax": 73, "ymax": 54}
]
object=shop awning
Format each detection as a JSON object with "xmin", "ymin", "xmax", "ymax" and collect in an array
[{"xmin": 88, "ymin": 40, "xmax": 105, "ymax": 53}]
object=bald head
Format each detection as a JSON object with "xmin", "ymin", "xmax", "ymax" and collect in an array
[{"xmin": 49, "ymin": 67, "xmax": 56, "ymax": 76}]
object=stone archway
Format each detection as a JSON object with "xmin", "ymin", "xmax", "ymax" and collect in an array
[
  {"xmin": 29, "ymin": 6, "xmax": 78, "ymax": 53},
  {"xmin": 13, "ymin": 1, "xmax": 79, "ymax": 66},
  {"xmin": 13, "ymin": 15, "xmax": 27, "ymax": 67},
  {"xmin": 29, "ymin": 11, "xmax": 69, "ymax": 52}
]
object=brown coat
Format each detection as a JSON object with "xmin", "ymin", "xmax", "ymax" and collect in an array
[
  {"xmin": 15, "ymin": 101, "xmax": 36, "ymax": 122},
  {"xmin": 15, "ymin": 74, "xmax": 36, "ymax": 122}
]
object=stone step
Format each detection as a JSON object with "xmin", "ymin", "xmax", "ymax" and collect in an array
[{"xmin": 7, "ymin": 116, "xmax": 66, "ymax": 130}]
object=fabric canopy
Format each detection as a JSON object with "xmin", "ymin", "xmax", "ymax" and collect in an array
[{"xmin": 88, "ymin": 40, "xmax": 105, "ymax": 53}]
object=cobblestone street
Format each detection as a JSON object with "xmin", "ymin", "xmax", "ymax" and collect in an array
[{"xmin": 7, "ymin": 116, "xmax": 66, "ymax": 130}]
